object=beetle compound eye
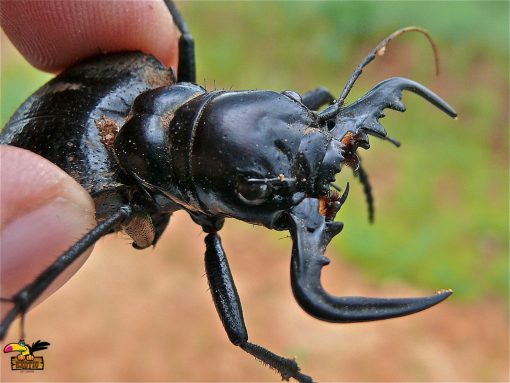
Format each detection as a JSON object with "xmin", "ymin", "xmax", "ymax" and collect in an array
[{"xmin": 236, "ymin": 180, "xmax": 272, "ymax": 205}]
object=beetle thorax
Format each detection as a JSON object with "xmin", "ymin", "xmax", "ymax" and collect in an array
[{"xmin": 115, "ymin": 85, "xmax": 346, "ymax": 227}]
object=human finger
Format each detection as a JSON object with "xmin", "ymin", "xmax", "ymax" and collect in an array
[
  {"xmin": 0, "ymin": 145, "xmax": 96, "ymax": 316},
  {"xmin": 0, "ymin": 0, "xmax": 179, "ymax": 72}
]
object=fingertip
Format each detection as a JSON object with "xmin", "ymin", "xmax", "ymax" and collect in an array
[
  {"xmin": 0, "ymin": 146, "xmax": 95, "ymax": 228},
  {"xmin": 0, "ymin": 0, "xmax": 179, "ymax": 72},
  {"xmin": 0, "ymin": 146, "xmax": 96, "ymax": 306}
]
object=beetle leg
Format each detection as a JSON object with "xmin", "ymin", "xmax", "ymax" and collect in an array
[
  {"xmin": 301, "ymin": 87, "xmax": 335, "ymax": 111},
  {"xmin": 0, "ymin": 206, "xmax": 133, "ymax": 340},
  {"xmin": 204, "ymin": 232, "xmax": 314, "ymax": 383},
  {"xmin": 163, "ymin": 0, "xmax": 196, "ymax": 83}
]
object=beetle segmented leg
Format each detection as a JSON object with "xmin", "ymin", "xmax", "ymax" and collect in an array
[
  {"xmin": 0, "ymin": 206, "xmax": 133, "ymax": 340},
  {"xmin": 163, "ymin": 0, "xmax": 196, "ymax": 82},
  {"xmin": 301, "ymin": 87, "xmax": 335, "ymax": 111},
  {"xmin": 204, "ymin": 232, "xmax": 313, "ymax": 383},
  {"xmin": 240, "ymin": 342, "xmax": 313, "ymax": 383}
]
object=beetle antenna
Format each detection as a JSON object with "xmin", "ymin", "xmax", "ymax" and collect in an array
[
  {"xmin": 0, "ymin": 206, "xmax": 133, "ymax": 340},
  {"xmin": 319, "ymin": 27, "xmax": 439, "ymax": 122}
]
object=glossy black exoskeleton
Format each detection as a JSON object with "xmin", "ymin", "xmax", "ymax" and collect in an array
[{"xmin": 0, "ymin": 2, "xmax": 457, "ymax": 382}]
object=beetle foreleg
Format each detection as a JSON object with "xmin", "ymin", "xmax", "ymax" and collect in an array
[
  {"xmin": 163, "ymin": 0, "xmax": 196, "ymax": 83},
  {"xmin": 204, "ymin": 232, "xmax": 313, "ymax": 383},
  {"xmin": 301, "ymin": 87, "xmax": 335, "ymax": 111},
  {"xmin": 0, "ymin": 206, "xmax": 133, "ymax": 340}
]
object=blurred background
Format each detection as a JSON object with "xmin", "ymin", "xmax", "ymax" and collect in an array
[{"xmin": 1, "ymin": 1, "xmax": 508, "ymax": 381}]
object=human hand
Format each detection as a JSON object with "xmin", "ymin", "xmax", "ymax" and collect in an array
[{"xmin": 0, "ymin": 0, "xmax": 179, "ymax": 318}]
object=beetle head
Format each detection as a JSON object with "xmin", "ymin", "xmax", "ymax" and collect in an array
[
  {"xmin": 190, "ymin": 78, "xmax": 456, "ymax": 323},
  {"xmin": 190, "ymin": 90, "xmax": 334, "ymax": 227}
]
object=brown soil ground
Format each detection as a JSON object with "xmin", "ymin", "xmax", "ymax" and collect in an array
[{"xmin": 1, "ymin": 213, "xmax": 508, "ymax": 382}]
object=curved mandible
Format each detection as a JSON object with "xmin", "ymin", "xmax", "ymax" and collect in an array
[
  {"xmin": 329, "ymin": 77, "xmax": 457, "ymax": 142},
  {"xmin": 287, "ymin": 198, "xmax": 452, "ymax": 322}
]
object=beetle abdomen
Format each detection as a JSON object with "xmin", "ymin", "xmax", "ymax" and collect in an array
[{"xmin": 1, "ymin": 53, "xmax": 174, "ymax": 208}]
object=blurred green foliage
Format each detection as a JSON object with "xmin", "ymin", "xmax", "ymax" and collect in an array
[{"xmin": 1, "ymin": 1, "xmax": 508, "ymax": 301}]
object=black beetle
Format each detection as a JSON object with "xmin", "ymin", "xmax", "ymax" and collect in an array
[{"xmin": 0, "ymin": 1, "xmax": 457, "ymax": 381}]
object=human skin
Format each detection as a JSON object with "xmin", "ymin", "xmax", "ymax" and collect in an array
[{"xmin": 0, "ymin": 0, "xmax": 179, "ymax": 318}]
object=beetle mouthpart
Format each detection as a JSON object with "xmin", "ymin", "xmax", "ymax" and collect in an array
[
  {"xmin": 339, "ymin": 182, "xmax": 349, "ymax": 205},
  {"xmin": 320, "ymin": 182, "xmax": 350, "ymax": 221},
  {"xmin": 355, "ymin": 131, "xmax": 370, "ymax": 149},
  {"xmin": 288, "ymin": 198, "xmax": 452, "ymax": 322},
  {"xmin": 382, "ymin": 134, "xmax": 401, "ymax": 147},
  {"xmin": 361, "ymin": 129, "xmax": 401, "ymax": 148},
  {"xmin": 344, "ymin": 153, "xmax": 360, "ymax": 171}
]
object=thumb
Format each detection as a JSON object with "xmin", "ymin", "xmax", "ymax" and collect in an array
[{"xmin": 0, "ymin": 145, "xmax": 96, "ymax": 311}]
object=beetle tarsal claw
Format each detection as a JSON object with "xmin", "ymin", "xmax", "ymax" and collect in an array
[{"xmin": 288, "ymin": 198, "xmax": 452, "ymax": 323}]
